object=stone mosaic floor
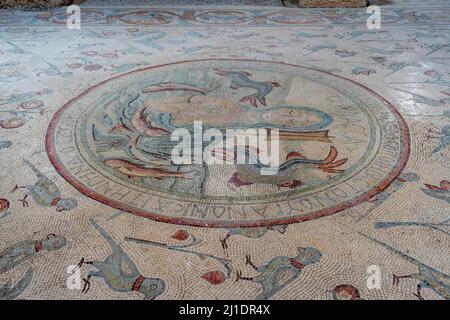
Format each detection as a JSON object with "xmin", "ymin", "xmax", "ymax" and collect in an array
[{"xmin": 0, "ymin": 0, "xmax": 449, "ymax": 300}]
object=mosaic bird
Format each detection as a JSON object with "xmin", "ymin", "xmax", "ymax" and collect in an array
[
  {"xmin": 35, "ymin": 60, "xmax": 72, "ymax": 77},
  {"xmin": 236, "ymin": 247, "xmax": 322, "ymax": 300},
  {"xmin": 125, "ymin": 233, "xmax": 232, "ymax": 284},
  {"xmin": 356, "ymin": 172, "xmax": 420, "ymax": 223},
  {"xmin": 352, "ymin": 67, "xmax": 376, "ymax": 75},
  {"xmin": 393, "ymin": 87, "xmax": 450, "ymax": 107},
  {"xmin": 10, "ymin": 159, "xmax": 78, "ymax": 212},
  {"xmin": 428, "ymin": 125, "xmax": 450, "ymax": 154},
  {"xmin": 302, "ymin": 45, "xmax": 336, "ymax": 57},
  {"xmin": 385, "ymin": 62, "xmax": 422, "ymax": 77},
  {"xmin": 220, "ymin": 225, "xmax": 288, "ymax": 249},
  {"xmin": 374, "ymin": 217, "xmax": 450, "ymax": 238},
  {"xmin": 0, "ymin": 267, "xmax": 33, "ymax": 300},
  {"xmin": 223, "ymin": 146, "xmax": 347, "ymax": 189},
  {"xmin": 214, "ymin": 69, "xmax": 280, "ymax": 107},
  {"xmin": 334, "ymin": 50, "xmax": 356, "ymax": 58},
  {"xmin": 360, "ymin": 233, "xmax": 450, "ymax": 300},
  {"xmin": 0, "ymin": 89, "xmax": 51, "ymax": 106},
  {"xmin": 0, "ymin": 140, "xmax": 12, "ymax": 150},
  {"xmin": 78, "ymin": 219, "xmax": 166, "ymax": 300},
  {"xmin": 421, "ymin": 179, "xmax": 450, "ymax": 204},
  {"xmin": 0, "ymin": 234, "xmax": 66, "ymax": 275}
]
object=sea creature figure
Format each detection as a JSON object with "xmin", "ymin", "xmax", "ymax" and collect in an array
[
  {"xmin": 142, "ymin": 83, "xmax": 207, "ymax": 95},
  {"xmin": 130, "ymin": 107, "xmax": 172, "ymax": 137},
  {"xmin": 103, "ymin": 158, "xmax": 196, "ymax": 180}
]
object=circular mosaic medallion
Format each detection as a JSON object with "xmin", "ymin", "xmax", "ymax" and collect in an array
[
  {"xmin": 193, "ymin": 10, "xmax": 252, "ymax": 24},
  {"xmin": 38, "ymin": 10, "xmax": 106, "ymax": 24},
  {"xmin": 108, "ymin": 10, "xmax": 176, "ymax": 25},
  {"xmin": 46, "ymin": 59, "xmax": 409, "ymax": 227},
  {"xmin": 262, "ymin": 11, "xmax": 324, "ymax": 24}
]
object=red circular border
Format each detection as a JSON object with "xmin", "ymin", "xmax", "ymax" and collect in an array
[{"xmin": 46, "ymin": 58, "xmax": 410, "ymax": 228}]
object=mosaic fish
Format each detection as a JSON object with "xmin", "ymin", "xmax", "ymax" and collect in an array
[
  {"xmin": 0, "ymin": 141, "xmax": 12, "ymax": 150},
  {"xmin": 103, "ymin": 158, "xmax": 196, "ymax": 180}
]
